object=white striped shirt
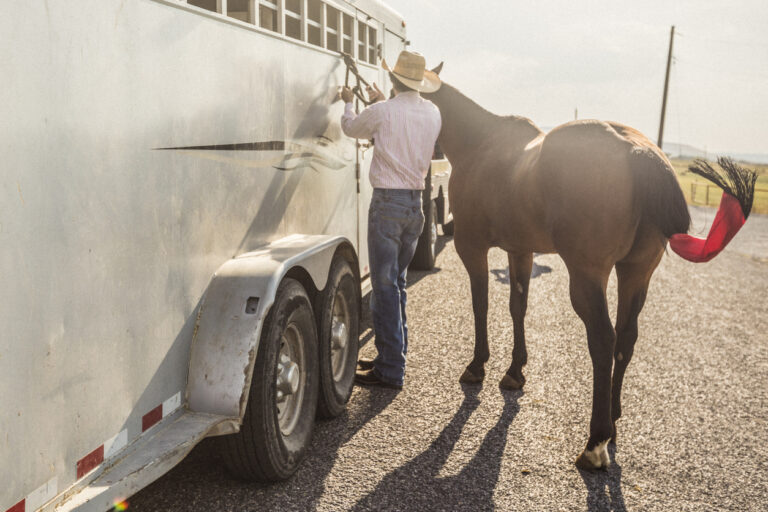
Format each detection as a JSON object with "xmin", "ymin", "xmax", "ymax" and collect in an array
[{"xmin": 341, "ymin": 91, "xmax": 442, "ymax": 190}]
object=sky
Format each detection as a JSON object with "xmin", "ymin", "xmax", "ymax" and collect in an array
[{"xmin": 383, "ymin": 0, "xmax": 768, "ymax": 156}]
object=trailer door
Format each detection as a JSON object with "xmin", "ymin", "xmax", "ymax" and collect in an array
[{"xmin": 354, "ymin": 12, "xmax": 382, "ymax": 279}]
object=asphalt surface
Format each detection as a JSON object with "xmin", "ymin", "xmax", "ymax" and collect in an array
[{"xmin": 131, "ymin": 208, "xmax": 768, "ymax": 511}]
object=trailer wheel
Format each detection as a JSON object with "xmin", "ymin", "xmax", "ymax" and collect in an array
[
  {"xmin": 410, "ymin": 200, "xmax": 438, "ymax": 270},
  {"xmin": 221, "ymin": 278, "xmax": 318, "ymax": 482},
  {"xmin": 316, "ymin": 257, "xmax": 360, "ymax": 418}
]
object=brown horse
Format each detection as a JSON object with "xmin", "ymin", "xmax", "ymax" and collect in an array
[{"xmin": 422, "ymin": 66, "xmax": 757, "ymax": 470}]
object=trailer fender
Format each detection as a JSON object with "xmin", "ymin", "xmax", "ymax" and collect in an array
[{"xmin": 186, "ymin": 234, "xmax": 351, "ymax": 431}]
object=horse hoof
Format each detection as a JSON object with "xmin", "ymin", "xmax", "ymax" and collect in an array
[
  {"xmin": 575, "ymin": 441, "xmax": 610, "ymax": 471},
  {"xmin": 499, "ymin": 374, "xmax": 524, "ymax": 390},
  {"xmin": 459, "ymin": 368, "xmax": 484, "ymax": 384}
]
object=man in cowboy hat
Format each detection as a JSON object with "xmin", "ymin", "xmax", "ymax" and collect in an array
[{"xmin": 340, "ymin": 50, "xmax": 442, "ymax": 390}]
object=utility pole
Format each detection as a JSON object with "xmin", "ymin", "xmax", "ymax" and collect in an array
[{"xmin": 657, "ymin": 25, "xmax": 675, "ymax": 152}]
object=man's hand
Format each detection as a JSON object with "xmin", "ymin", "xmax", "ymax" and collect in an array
[
  {"xmin": 340, "ymin": 86, "xmax": 355, "ymax": 104},
  {"xmin": 366, "ymin": 83, "xmax": 386, "ymax": 103}
]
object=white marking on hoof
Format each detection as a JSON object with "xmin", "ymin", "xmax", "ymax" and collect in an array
[{"xmin": 583, "ymin": 440, "xmax": 611, "ymax": 469}]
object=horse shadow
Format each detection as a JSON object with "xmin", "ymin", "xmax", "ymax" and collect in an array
[
  {"xmin": 350, "ymin": 386, "xmax": 521, "ymax": 512},
  {"xmin": 578, "ymin": 445, "xmax": 627, "ymax": 512},
  {"xmin": 490, "ymin": 260, "xmax": 552, "ymax": 285}
]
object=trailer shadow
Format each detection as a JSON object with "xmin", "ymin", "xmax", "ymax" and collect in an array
[
  {"xmin": 349, "ymin": 386, "xmax": 520, "ymax": 512},
  {"xmin": 130, "ymin": 381, "xmax": 398, "ymax": 511}
]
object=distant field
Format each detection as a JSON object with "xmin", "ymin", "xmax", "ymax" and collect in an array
[{"xmin": 670, "ymin": 158, "xmax": 768, "ymax": 215}]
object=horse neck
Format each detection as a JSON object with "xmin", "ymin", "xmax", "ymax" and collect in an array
[
  {"xmin": 428, "ymin": 84, "xmax": 538, "ymax": 170},
  {"xmin": 428, "ymin": 84, "xmax": 496, "ymax": 161}
]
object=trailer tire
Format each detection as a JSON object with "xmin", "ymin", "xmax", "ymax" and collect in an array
[
  {"xmin": 316, "ymin": 257, "xmax": 360, "ymax": 418},
  {"xmin": 410, "ymin": 200, "xmax": 437, "ymax": 270},
  {"xmin": 221, "ymin": 278, "xmax": 318, "ymax": 482}
]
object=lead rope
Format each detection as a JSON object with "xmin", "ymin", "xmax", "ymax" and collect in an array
[{"xmin": 341, "ymin": 52, "xmax": 372, "ymax": 109}]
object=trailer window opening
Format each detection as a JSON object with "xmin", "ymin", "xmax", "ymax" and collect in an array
[
  {"xmin": 177, "ymin": 0, "xmax": 378, "ymax": 58},
  {"xmin": 368, "ymin": 26, "xmax": 377, "ymax": 63},
  {"xmin": 357, "ymin": 21, "xmax": 367, "ymax": 62},
  {"xmin": 259, "ymin": 1, "xmax": 278, "ymax": 32},
  {"xmin": 307, "ymin": 0, "xmax": 323, "ymax": 47},
  {"xmin": 342, "ymin": 13, "xmax": 353, "ymax": 54},
  {"xmin": 227, "ymin": 0, "xmax": 253, "ymax": 23},
  {"xmin": 325, "ymin": 5, "xmax": 339, "ymax": 51},
  {"xmin": 188, "ymin": 0, "xmax": 218, "ymax": 12},
  {"xmin": 285, "ymin": 0, "xmax": 301, "ymax": 13},
  {"xmin": 284, "ymin": 0, "xmax": 302, "ymax": 40}
]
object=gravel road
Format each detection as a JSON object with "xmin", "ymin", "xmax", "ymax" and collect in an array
[{"xmin": 131, "ymin": 209, "xmax": 768, "ymax": 511}]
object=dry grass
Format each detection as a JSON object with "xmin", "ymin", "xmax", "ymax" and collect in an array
[{"xmin": 670, "ymin": 158, "xmax": 768, "ymax": 215}]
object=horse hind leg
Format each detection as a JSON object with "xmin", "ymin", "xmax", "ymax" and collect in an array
[
  {"xmin": 611, "ymin": 252, "xmax": 663, "ymax": 445},
  {"xmin": 500, "ymin": 252, "xmax": 533, "ymax": 390},
  {"xmin": 457, "ymin": 244, "xmax": 490, "ymax": 384},
  {"xmin": 567, "ymin": 266, "xmax": 616, "ymax": 471}
]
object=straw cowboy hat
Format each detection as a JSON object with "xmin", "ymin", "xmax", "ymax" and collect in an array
[{"xmin": 382, "ymin": 50, "xmax": 441, "ymax": 93}]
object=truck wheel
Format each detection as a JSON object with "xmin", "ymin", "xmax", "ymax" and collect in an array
[
  {"xmin": 317, "ymin": 257, "xmax": 360, "ymax": 418},
  {"xmin": 221, "ymin": 278, "xmax": 318, "ymax": 482},
  {"xmin": 410, "ymin": 200, "xmax": 437, "ymax": 270}
]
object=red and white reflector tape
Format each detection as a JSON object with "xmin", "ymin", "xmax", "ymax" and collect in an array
[
  {"xmin": 5, "ymin": 477, "xmax": 57, "ymax": 512},
  {"xmin": 143, "ymin": 392, "xmax": 182, "ymax": 432},
  {"xmin": 74, "ymin": 427, "xmax": 131, "ymax": 479},
  {"xmin": 5, "ymin": 391, "xmax": 182, "ymax": 512}
]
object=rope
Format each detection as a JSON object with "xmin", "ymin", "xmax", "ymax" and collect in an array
[{"xmin": 340, "ymin": 52, "xmax": 372, "ymax": 107}]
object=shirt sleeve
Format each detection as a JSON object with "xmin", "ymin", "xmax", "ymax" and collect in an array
[{"xmin": 341, "ymin": 102, "xmax": 381, "ymax": 139}]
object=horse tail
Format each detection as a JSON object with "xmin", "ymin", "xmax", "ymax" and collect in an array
[
  {"xmin": 686, "ymin": 157, "xmax": 758, "ymax": 220},
  {"xmin": 629, "ymin": 146, "xmax": 691, "ymax": 238},
  {"xmin": 667, "ymin": 158, "xmax": 757, "ymax": 262},
  {"xmin": 631, "ymin": 150, "xmax": 758, "ymax": 263}
]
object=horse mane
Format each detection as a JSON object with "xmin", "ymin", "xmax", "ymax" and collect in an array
[
  {"xmin": 431, "ymin": 83, "xmax": 540, "ymax": 132},
  {"xmin": 426, "ymin": 83, "xmax": 542, "ymax": 160}
]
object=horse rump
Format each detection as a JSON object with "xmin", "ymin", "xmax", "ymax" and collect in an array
[{"xmin": 629, "ymin": 146, "xmax": 691, "ymax": 238}]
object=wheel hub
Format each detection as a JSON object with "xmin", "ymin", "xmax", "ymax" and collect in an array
[
  {"xmin": 331, "ymin": 321, "xmax": 347, "ymax": 350},
  {"xmin": 275, "ymin": 324, "xmax": 305, "ymax": 436},
  {"xmin": 276, "ymin": 354, "xmax": 300, "ymax": 402},
  {"xmin": 330, "ymin": 291, "xmax": 351, "ymax": 382}
]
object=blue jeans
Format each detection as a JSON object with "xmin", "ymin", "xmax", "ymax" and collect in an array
[{"xmin": 368, "ymin": 188, "xmax": 425, "ymax": 387}]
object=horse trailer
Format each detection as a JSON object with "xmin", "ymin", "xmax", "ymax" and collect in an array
[{"xmin": 0, "ymin": 1, "xmax": 450, "ymax": 510}]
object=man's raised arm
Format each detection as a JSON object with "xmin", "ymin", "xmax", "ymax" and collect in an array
[{"xmin": 340, "ymin": 85, "xmax": 383, "ymax": 139}]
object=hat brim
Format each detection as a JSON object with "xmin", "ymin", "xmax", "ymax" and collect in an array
[{"xmin": 382, "ymin": 58, "xmax": 442, "ymax": 93}]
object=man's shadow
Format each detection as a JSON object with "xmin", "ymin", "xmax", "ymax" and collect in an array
[
  {"xmin": 350, "ymin": 386, "xmax": 521, "ymax": 512},
  {"xmin": 578, "ymin": 444, "xmax": 627, "ymax": 512}
]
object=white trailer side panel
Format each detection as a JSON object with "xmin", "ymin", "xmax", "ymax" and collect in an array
[{"xmin": 0, "ymin": 0, "xmax": 365, "ymax": 507}]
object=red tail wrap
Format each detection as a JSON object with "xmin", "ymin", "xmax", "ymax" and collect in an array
[{"xmin": 669, "ymin": 192, "xmax": 746, "ymax": 263}]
